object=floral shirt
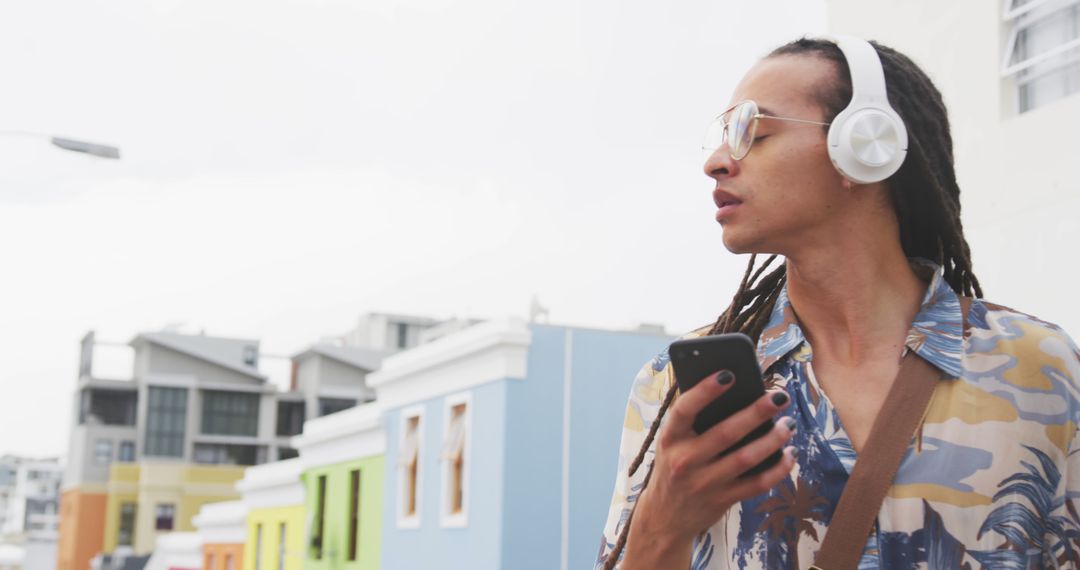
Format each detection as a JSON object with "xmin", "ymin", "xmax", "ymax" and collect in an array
[{"xmin": 595, "ymin": 262, "xmax": 1080, "ymax": 569}]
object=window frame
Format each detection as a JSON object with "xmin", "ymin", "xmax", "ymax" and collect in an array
[
  {"xmin": 396, "ymin": 405, "xmax": 424, "ymax": 529},
  {"xmin": 93, "ymin": 440, "xmax": 113, "ymax": 465},
  {"xmin": 439, "ymin": 392, "xmax": 472, "ymax": 528},
  {"xmin": 1001, "ymin": 0, "xmax": 1080, "ymax": 112}
]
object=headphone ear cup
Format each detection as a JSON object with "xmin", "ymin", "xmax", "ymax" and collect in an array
[{"xmin": 827, "ymin": 106, "xmax": 908, "ymax": 184}]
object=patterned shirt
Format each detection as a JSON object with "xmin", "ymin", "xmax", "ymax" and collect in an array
[{"xmin": 595, "ymin": 261, "xmax": 1080, "ymax": 569}]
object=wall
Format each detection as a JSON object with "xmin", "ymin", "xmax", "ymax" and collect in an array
[
  {"xmin": 825, "ymin": 0, "xmax": 1080, "ymax": 335},
  {"xmin": 141, "ymin": 346, "xmax": 262, "ymax": 388},
  {"xmin": 56, "ymin": 488, "xmax": 106, "ymax": 570},
  {"xmin": 381, "ymin": 384, "xmax": 506, "ymax": 570},
  {"xmin": 242, "ymin": 506, "xmax": 303, "ymax": 570},
  {"xmin": 302, "ymin": 456, "xmax": 384, "ymax": 570},
  {"xmin": 202, "ymin": 543, "xmax": 243, "ymax": 570}
]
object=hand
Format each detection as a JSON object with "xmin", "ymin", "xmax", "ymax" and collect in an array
[{"xmin": 624, "ymin": 371, "xmax": 797, "ymax": 563}]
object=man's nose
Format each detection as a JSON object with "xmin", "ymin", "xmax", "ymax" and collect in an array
[{"xmin": 704, "ymin": 145, "xmax": 737, "ymax": 180}]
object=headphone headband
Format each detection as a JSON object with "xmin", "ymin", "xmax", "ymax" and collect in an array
[{"xmin": 819, "ymin": 34, "xmax": 908, "ymax": 184}]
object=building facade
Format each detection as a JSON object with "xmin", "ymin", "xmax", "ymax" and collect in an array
[
  {"xmin": 191, "ymin": 501, "xmax": 246, "ymax": 570},
  {"xmin": 235, "ymin": 460, "xmax": 304, "ymax": 570},
  {"xmin": 292, "ymin": 401, "xmax": 385, "ymax": 570},
  {"xmin": 369, "ymin": 319, "xmax": 671, "ymax": 570}
]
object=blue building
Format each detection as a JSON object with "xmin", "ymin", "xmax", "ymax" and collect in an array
[{"xmin": 368, "ymin": 319, "xmax": 671, "ymax": 570}]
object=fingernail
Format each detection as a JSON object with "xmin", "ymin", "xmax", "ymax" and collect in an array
[
  {"xmin": 787, "ymin": 446, "xmax": 798, "ymax": 460},
  {"xmin": 782, "ymin": 417, "xmax": 796, "ymax": 431},
  {"xmin": 771, "ymin": 391, "xmax": 789, "ymax": 406},
  {"xmin": 717, "ymin": 370, "xmax": 735, "ymax": 386}
]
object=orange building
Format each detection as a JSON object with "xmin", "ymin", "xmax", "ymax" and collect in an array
[
  {"xmin": 192, "ymin": 501, "xmax": 247, "ymax": 570},
  {"xmin": 57, "ymin": 487, "xmax": 107, "ymax": 570}
]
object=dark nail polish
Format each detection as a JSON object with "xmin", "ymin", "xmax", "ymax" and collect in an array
[
  {"xmin": 783, "ymin": 417, "xmax": 796, "ymax": 431},
  {"xmin": 771, "ymin": 391, "xmax": 789, "ymax": 406},
  {"xmin": 717, "ymin": 370, "xmax": 735, "ymax": 386},
  {"xmin": 787, "ymin": 447, "xmax": 798, "ymax": 460}
]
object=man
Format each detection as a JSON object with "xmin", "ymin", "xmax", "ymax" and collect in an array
[{"xmin": 594, "ymin": 37, "xmax": 1080, "ymax": 569}]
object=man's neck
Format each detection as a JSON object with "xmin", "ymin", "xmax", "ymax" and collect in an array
[{"xmin": 784, "ymin": 240, "xmax": 926, "ymax": 367}]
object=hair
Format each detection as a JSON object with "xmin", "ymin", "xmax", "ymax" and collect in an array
[{"xmin": 600, "ymin": 37, "xmax": 982, "ymax": 569}]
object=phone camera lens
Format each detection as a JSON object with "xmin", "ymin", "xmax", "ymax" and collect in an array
[{"xmin": 692, "ymin": 349, "xmax": 700, "ymax": 357}]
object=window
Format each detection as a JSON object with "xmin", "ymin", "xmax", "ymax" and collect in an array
[
  {"xmin": 118, "ymin": 441, "xmax": 135, "ymax": 463},
  {"xmin": 1002, "ymin": 0, "xmax": 1080, "ymax": 112},
  {"xmin": 205, "ymin": 554, "xmax": 214, "ymax": 570},
  {"xmin": 118, "ymin": 503, "xmax": 136, "ymax": 546},
  {"xmin": 145, "ymin": 386, "xmax": 187, "ymax": 457},
  {"xmin": 277, "ymin": 523, "xmax": 286, "ymax": 570},
  {"xmin": 94, "ymin": 440, "xmax": 113, "ymax": 465},
  {"xmin": 254, "ymin": 524, "xmax": 263, "ymax": 570},
  {"xmin": 154, "ymin": 503, "xmax": 175, "ymax": 531},
  {"xmin": 318, "ymin": 398, "xmax": 356, "ymax": 417},
  {"xmin": 348, "ymin": 469, "xmax": 361, "ymax": 561},
  {"xmin": 440, "ymin": 395, "xmax": 471, "ymax": 526},
  {"xmin": 275, "ymin": 401, "xmax": 305, "ymax": 436},
  {"xmin": 80, "ymin": 389, "xmax": 137, "ymax": 426},
  {"xmin": 243, "ymin": 345, "xmax": 258, "ymax": 367},
  {"xmin": 193, "ymin": 443, "xmax": 261, "ymax": 466},
  {"xmin": 310, "ymin": 475, "xmax": 326, "ymax": 559},
  {"xmin": 396, "ymin": 322, "xmax": 409, "ymax": 349},
  {"xmin": 224, "ymin": 555, "xmax": 234, "ymax": 570},
  {"xmin": 277, "ymin": 447, "xmax": 299, "ymax": 461},
  {"xmin": 200, "ymin": 390, "xmax": 259, "ymax": 436},
  {"xmin": 397, "ymin": 409, "xmax": 422, "ymax": 527}
]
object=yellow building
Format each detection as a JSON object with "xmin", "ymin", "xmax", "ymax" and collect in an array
[
  {"xmin": 236, "ymin": 459, "xmax": 305, "ymax": 570},
  {"xmin": 102, "ymin": 463, "xmax": 245, "ymax": 555}
]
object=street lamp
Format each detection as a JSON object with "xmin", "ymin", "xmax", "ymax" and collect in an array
[{"xmin": 0, "ymin": 130, "xmax": 121, "ymax": 159}]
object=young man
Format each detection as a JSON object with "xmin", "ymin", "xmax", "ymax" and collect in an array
[{"xmin": 594, "ymin": 37, "xmax": 1080, "ymax": 569}]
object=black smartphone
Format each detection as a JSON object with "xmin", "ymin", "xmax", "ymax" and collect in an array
[{"xmin": 669, "ymin": 333, "xmax": 781, "ymax": 476}]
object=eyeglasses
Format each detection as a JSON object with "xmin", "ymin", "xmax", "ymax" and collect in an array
[{"xmin": 702, "ymin": 100, "xmax": 830, "ymax": 162}]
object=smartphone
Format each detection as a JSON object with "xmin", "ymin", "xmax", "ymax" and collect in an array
[{"xmin": 669, "ymin": 333, "xmax": 781, "ymax": 476}]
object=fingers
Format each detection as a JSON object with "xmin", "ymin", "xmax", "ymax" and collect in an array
[
  {"xmin": 705, "ymin": 412, "xmax": 797, "ymax": 481},
  {"xmin": 662, "ymin": 370, "xmax": 737, "ymax": 441},
  {"xmin": 692, "ymin": 389, "xmax": 791, "ymax": 463},
  {"xmin": 718, "ymin": 446, "xmax": 798, "ymax": 500}
]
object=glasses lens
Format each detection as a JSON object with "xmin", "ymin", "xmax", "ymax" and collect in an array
[
  {"xmin": 702, "ymin": 116, "xmax": 726, "ymax": 162},
  {"xmin": 729, "ymin": 101, "xmax": 758, "ymax": 160}
]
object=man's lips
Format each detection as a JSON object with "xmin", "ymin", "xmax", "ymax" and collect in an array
[{"xmin": 713, "ymin": 189, "xmax": 743, "ymax": 221}]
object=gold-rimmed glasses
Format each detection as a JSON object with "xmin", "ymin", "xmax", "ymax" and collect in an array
[{"xmin": 703, "ymin": 100, "xmax": 830, "ymax": 162}]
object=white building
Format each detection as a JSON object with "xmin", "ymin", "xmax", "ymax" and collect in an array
[
  {"xmin": 825, "ymin": 0, "xmax": 1080, "ymax": 334},
  {"xmin": 0, "ymin": 456, "xmax": 63, "ymax": 570}
]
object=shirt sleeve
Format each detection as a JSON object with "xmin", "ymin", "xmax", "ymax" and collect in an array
[{"xmin": 593, "ymin": 350, "xmax": 676, "ymax": 569}]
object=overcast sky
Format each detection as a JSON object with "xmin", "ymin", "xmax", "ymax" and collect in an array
[{"xmin": 0, "ymin": 0, "xmax": 826, "ymax": 458}]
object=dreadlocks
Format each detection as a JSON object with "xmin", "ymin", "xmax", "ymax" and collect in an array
[{"xmin": 600, "ymin": 37, "xmax": 982, "ymax": 569}]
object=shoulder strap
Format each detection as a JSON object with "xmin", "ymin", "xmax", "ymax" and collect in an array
[{"xmin": 811, "ymin": 296, "xmax": 972, "ymax": 570}]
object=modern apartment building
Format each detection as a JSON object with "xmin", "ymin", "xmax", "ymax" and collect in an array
[
  {"xmin": 332, "ymin": 313, "xmax": 442, "ymax": 354},
  {"xmin": 59, "ymin": 327, "xmax": 391, "ymax": 570}
]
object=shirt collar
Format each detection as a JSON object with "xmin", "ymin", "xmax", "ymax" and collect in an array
[{"xmin": 755, "ymin": 259, "xmax": 965, "ymax": 378}]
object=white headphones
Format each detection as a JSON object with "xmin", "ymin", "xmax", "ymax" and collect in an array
[{"xmin": 824, "ymin": 35, "xmax": 908, "ymax": 184}]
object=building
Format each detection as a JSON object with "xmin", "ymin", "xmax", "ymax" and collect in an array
[
  {"xmin": 234, "ymin": 460, "xmax": 304, "ymax": 570},
  {"xmin": 824, "ymin": 0, "xmax": 1080, "ymax": 334},
  {"xmin": 332, "ymin": 313, "xmax": 442, "ymax": 354},
  {"xmin": 0, "ymin": 456, "xmax": 63, "ymax": 570},
  {"xmin": 59, "ymin": 328, "xmax": 385, "ymax": 570},
  {"xmin": 369, "ymin": 319, "xmax": 671, "ymax": 570},
  {"xmin": 141, "ymin": 533, "xmax": 201, "ymax": 570},
  {"xmin": 292, "ymin": 402, "xmax": 385, "ymax": 570},
  {"xmin": 191, "ymin": 502, "xmax": 246, "ymax": 570}
]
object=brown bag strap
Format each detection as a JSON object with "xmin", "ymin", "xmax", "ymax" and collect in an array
[{"xmin": 810, "ymin": 296, "xmax": 972, "ymax": 570}]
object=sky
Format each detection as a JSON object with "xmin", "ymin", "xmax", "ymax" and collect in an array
[{"xmin": 0, "ymin": 0, "xmax": 827, "ymax": 458}]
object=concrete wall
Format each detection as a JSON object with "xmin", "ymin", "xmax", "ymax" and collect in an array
[
  {"xmin": 139, "ymin": 346, "xmax": 262, "ymax": 388},
  {"xmin": 68, "ymin": 426, "xmax": 138, "ymax": 487},
  {"xmin": 825, "ymin": 0, "xmax": 1080, "ymax": 335}
]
